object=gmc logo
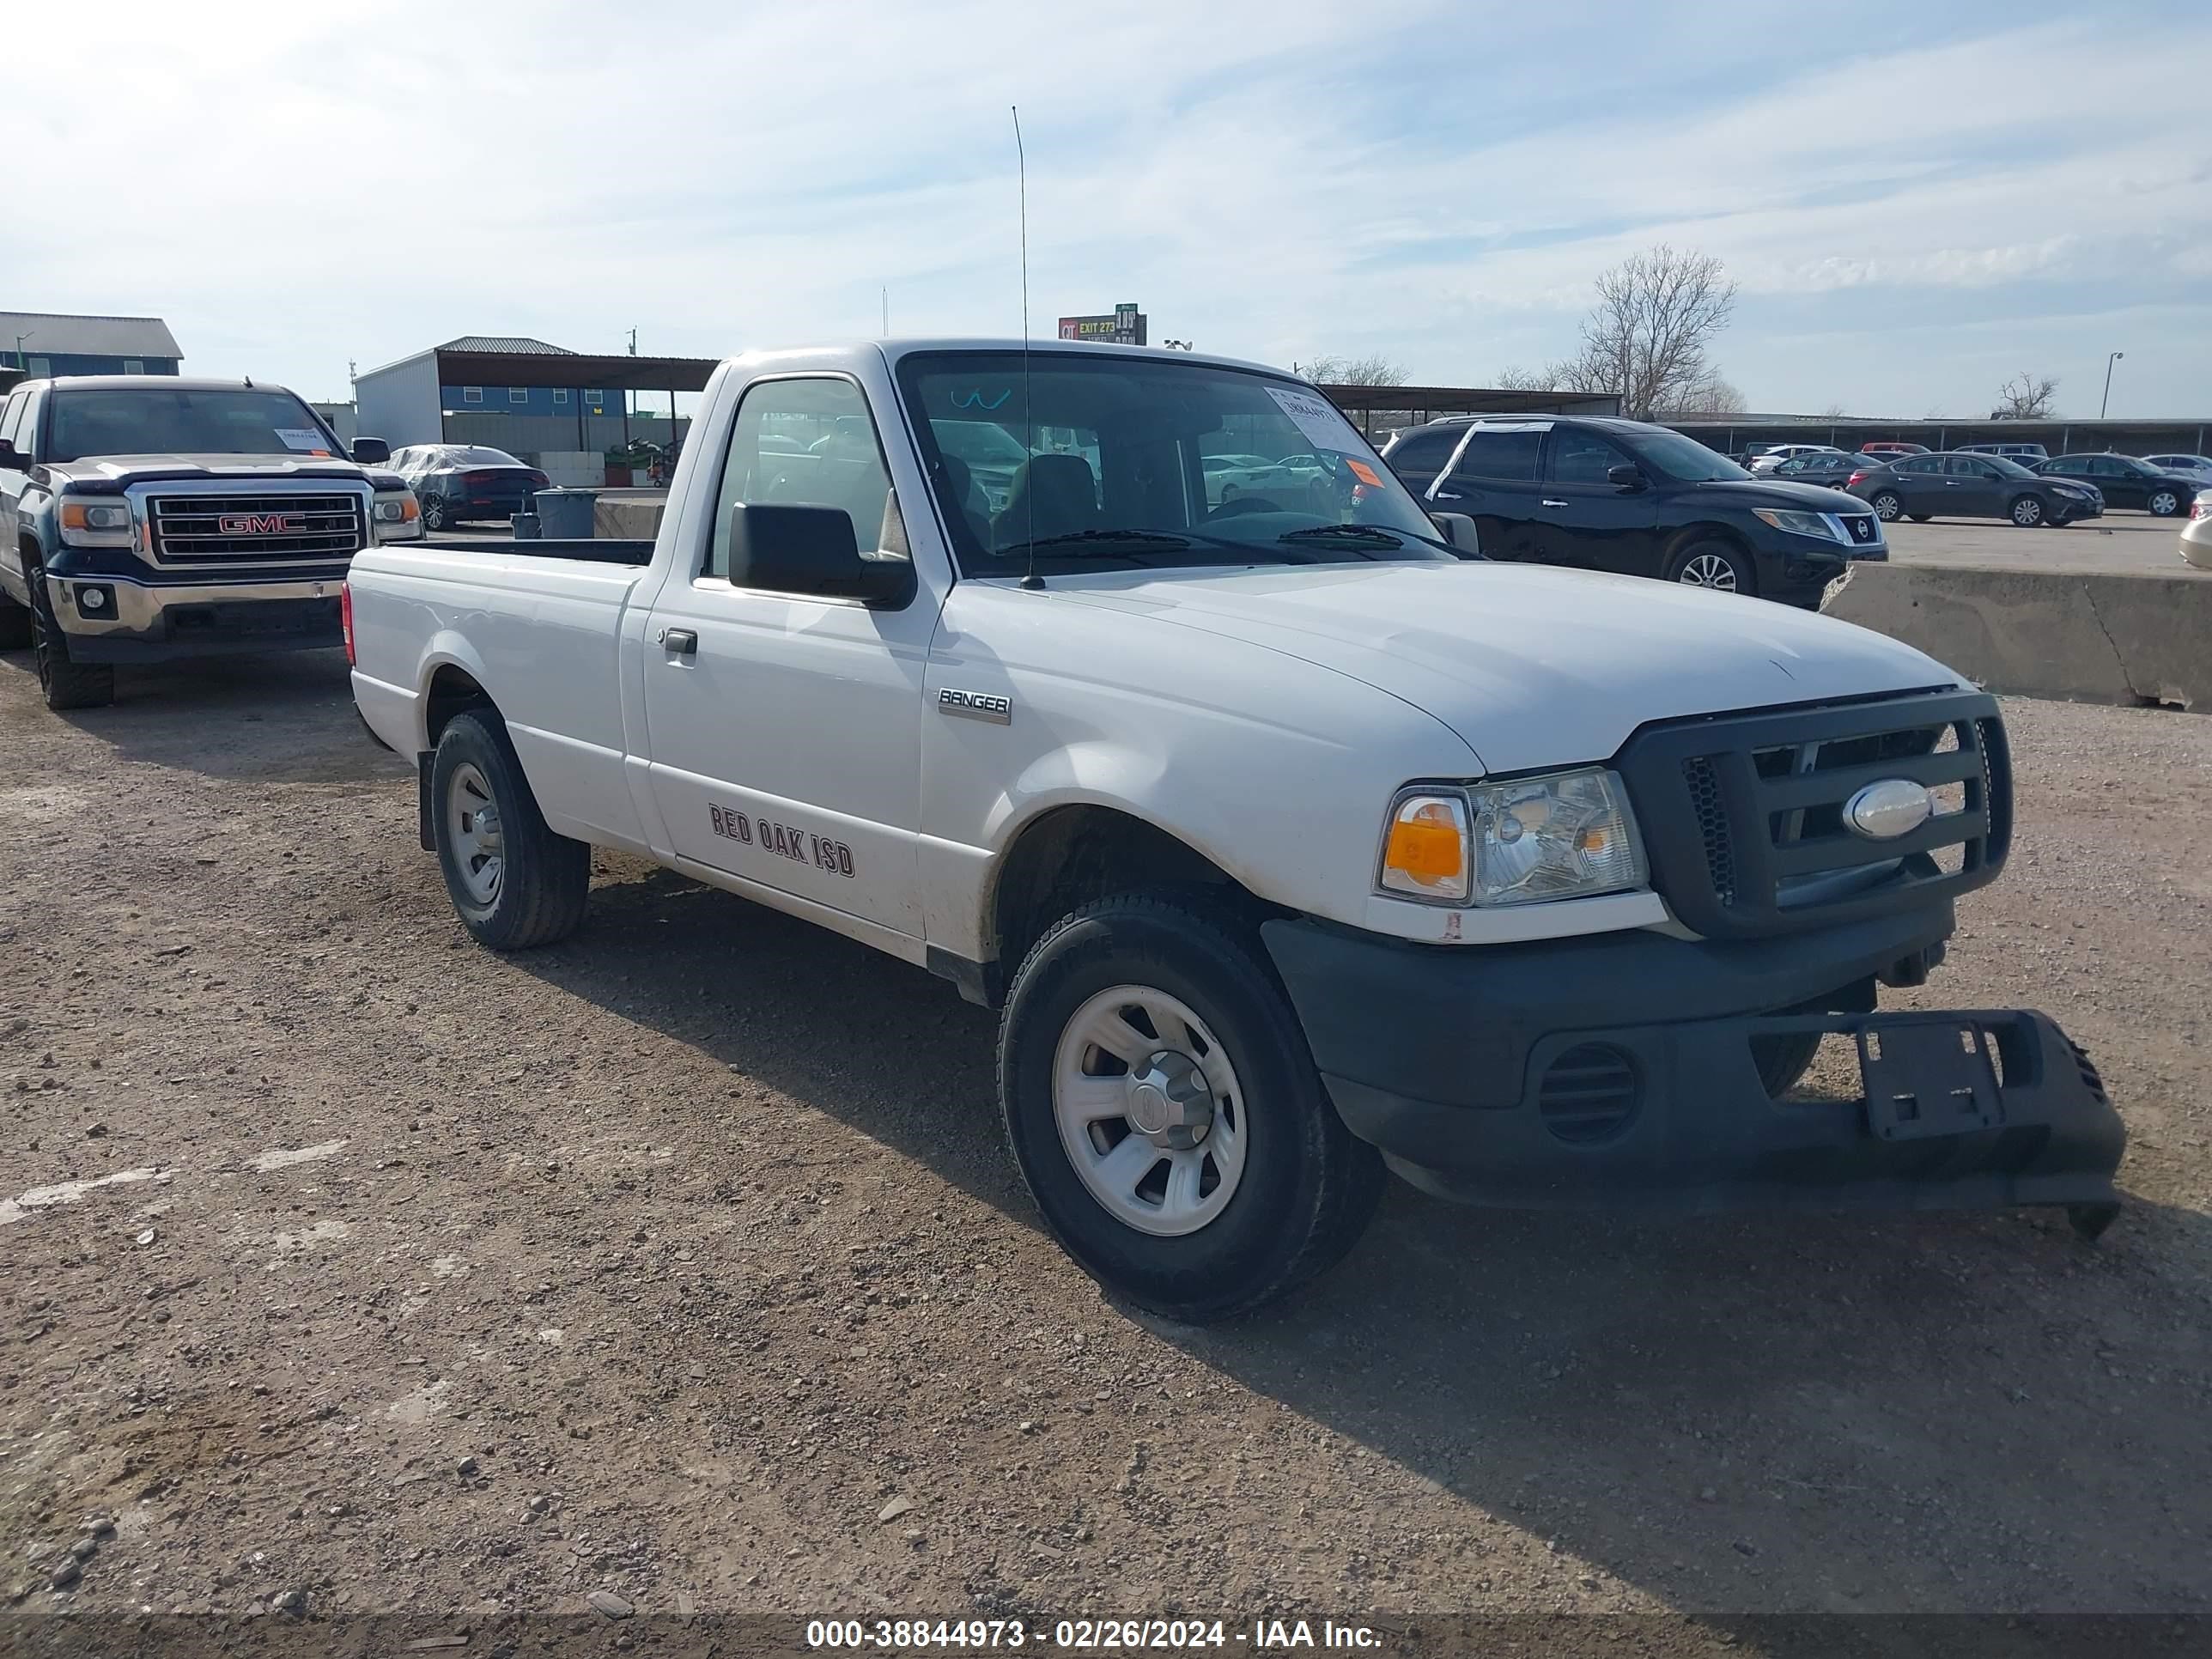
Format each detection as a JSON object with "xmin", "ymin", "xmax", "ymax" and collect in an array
[{"xmin": 218, "ymin": 513, "xmax": 306, "ymax": 535}]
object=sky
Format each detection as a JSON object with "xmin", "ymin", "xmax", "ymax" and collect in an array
[{"xmin": 6, "ymin": 0, "xmax": 2210, "ymax": 419}]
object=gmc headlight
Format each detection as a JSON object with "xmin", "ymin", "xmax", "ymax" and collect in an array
[
  {"xmin": 58, "ymin": 499, "xmax": 135, "ymax": 548},
  {"xmin": 1377, "ymin": 769, "xmax": 1647, "ymax": 908},
  {"xmin": 372, "ymin": 493, "xmax": 423, "ymax": 540},
  {"xmin": 1752, "ymin": 507, "xmax": 1844, "ymax": 543}
]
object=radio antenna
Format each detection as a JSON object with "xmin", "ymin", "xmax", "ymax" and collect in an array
[{"xmin": 1013, "ymin": 104, "xmax": 1042, "ymax": 591}]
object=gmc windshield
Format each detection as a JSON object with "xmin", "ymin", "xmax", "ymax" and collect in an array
[
  {"xmin": 47, "ymin": 387, "xmax": 337, "ymax": 464},
  {"xmin": 896, "ymin": 351, "xmax": 1451, "ymax": 574}
]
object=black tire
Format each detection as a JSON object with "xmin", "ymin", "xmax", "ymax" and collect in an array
[
  {"xmin": 27, "ymin": 565, "xmax": 115, "ymax": 711},
  {"xmin": 1907, "ymin": 513, "xmax": 1932, "ymax": 523},
  {"xmin": 999, "ymin": 892, "xmax": 1384, "ymax": 1322},
  {"xmin": 0, "ymin": 589, "xmax": 30, "ymax": 651},
  {"xmin": 2068, "ymin": 1201, "xmax": 2121, "ymax": 1242},
  {"xmin": 422, "ymin": 493, "xmax": 451, "ymax": 531},
  {"xmin": 1870, "ymin": 491, "xmax": 1903, "ymax": 522},
  {"xmin": 430, "ymin": 709, "xmax": 590, "ymax": 949},
  {"xmin": 2147, "ymin": 489, "xmax": 2182, "ymax": 519},
  {"xmin": 1752, "ymin": 1031, "xmax": 1821, "ymax": 1097},
  {"xmin": 1666, "ymin": 538, "xmax": 1757, "ymax": 597},
  {"xmin": 2009, "ymin": 494, "xmax": 2046, "ymax": 528}
]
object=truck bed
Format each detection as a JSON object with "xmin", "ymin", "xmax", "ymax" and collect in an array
[{"xmin": 413, "ymin": 538, "xmax": 655, "ymax": 567}]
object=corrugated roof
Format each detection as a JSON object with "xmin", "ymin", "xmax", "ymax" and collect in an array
[
  {"xmin": 438, "ymin": 335, "xmax": 574, "ymax": 356},
  {"xmin": 0, "ymin": 310, "xmax": 182, "ymax": 360}
]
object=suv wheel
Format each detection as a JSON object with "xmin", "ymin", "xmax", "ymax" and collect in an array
[
  {"xmin": 1668, "ymin": 540, "xmax": 1755, "ymax": 595},
  {"xmin": 27, "ymin": 565, "xmax": 115, "ymax": 710},
  {"xmin": 2148, "ymin": 489, "xmax": 2181, "ymax": 518},
  {"xmin": 1869, "ymin": 490, "xmax": 1903, "ymax": 521},
  {"xmin": 999, "ymin": 892, "xmax": 1383, "ymax": 1322},
  {"xmin": 2010, "ymin": 494, "xmax": 2046, "ymax": 528}
]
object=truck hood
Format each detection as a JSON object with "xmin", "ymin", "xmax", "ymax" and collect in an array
[
  {"xmin": 41, "ymin": 453, "xmax": 383, "ymax": 487},
  {"xmin": 1033, "ymin": 561, "xmax": 1960, "ymax": 774}
]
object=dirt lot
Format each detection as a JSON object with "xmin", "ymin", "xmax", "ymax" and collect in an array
[{"xmin": 2, "ymin": 648, "xmax": 2209, "ymax": 1631}]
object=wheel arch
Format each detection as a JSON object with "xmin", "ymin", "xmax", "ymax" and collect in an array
[{"xmin": 414, "ymin": 632, "xmax": 501, "ymax": 751}]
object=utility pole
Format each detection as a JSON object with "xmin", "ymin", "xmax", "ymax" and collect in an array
[
  {"xmin": 627, "ymin": 327, "xmax": 638, "ymax": 357},
  {"xmin": 12, "ymin": 331, "xmax": 32, "ymax": 370},
  {"xmin": 2100, "ymin": 350, "xmax": 2124, "ymax": 420}
]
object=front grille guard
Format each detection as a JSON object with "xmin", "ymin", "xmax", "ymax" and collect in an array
[{"xmin": 1617, "ymin": 689, "xmax": 2010, "ymax": 939}]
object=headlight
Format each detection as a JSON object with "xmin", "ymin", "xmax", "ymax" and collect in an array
[
  {"xmin": 58, "ymin": 499, "xmax": 134, "ymax": 548},
  {"xmin": 1752, "ymin": 507, "xmax": 1843, "ymax": 542},
  {"xmin": 372, "ymin": 494, "xmax": 422, "ymax": 539},
  {"xmin": 1377, "ymin": 769, "xmax": 1647, "ymax": 908}
]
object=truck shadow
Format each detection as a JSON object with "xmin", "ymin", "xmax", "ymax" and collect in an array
[
  {"xmin": 0, "ymin": 647, "xmax": 391, "ymax": 784},
  {"xmin": 514, "ymin": 866, "xmax": 2212, "ymax": 1620}
]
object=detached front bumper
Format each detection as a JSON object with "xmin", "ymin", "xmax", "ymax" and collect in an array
[
  {"xmin": 1263, "ymin": 913, "xmax": 2124, "ymax": 1215},
  {"xmin": 40, "ymin": 569, "xmax": 347, "ymax": 663}
]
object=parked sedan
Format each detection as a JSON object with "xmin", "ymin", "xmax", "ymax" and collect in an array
[
  {"xmin": 389, "ymin": 445, "xmax": 550, "ymax": 529},
  {"xmin": 1848, "ymin": 452, "xmax": 2101, "ymax": 527},
  {"xmin": 1858, "ymin": 441, "xmax": 1929, "ymax": 459},
  {"xmin": 2035, "ymin": 453, "xmax": 2206, "ymax": 517},
  {"xmin": 1745, "ymin": 442, "xmax": 1844, "ymax": 474},
  {"xmin": 2140, "ymin": 453, "xmax": 2212, "ymax": 483},
  {"xmin": 2183, "ymin": 495, "xmax": 2212, "ymax": 570},
  {"xmin": 1771, "ymin": 450, "xmax": 1893, "ymax": 489}
]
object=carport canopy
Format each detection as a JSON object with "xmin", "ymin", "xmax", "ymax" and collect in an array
[{"xmin": 430, "ymin": 346, "xmax": 723, "ymax": 393}]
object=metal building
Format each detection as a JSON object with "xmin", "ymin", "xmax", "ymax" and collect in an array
[{"xmin": 0, "ymin": 310, "xmax": 182, "ymax": 379}]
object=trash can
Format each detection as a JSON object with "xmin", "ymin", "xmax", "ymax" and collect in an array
[
  {"xmin": 510, "ymin": 512, "xmax": 541, "ymax": 541},
  {"xmin": 533, "ymin": 489, "xmax": 599, "ymax": 540}
]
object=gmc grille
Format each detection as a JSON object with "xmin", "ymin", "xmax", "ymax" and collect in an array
[
  {"xmin": 148, "ymin": 494, "xmax": 364, "ymax": 564},
  {"xmin": 1618, "ymin": 690, "xmax": 2010, "ymax": 939}
]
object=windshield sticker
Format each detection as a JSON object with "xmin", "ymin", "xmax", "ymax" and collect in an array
[
  {"xmin": 1346, "ymin": 459, "xmax": 1384, "ymax": 489},
  {"xmin": 1266, "ymin": 386, "xmax": 1363, "ymax": 454},
  {"xmin": 274, "ymin": 428, "xmax": 327, "ymax": 452}
]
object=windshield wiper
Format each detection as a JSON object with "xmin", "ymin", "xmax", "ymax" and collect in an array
[
  {"xmin": 1274, "ymin": 525, "xmax": 1407, "ymax": 546},
  {"xmin": 994, "ymin": 529, "xmax": 1194, "ymax": 556}
]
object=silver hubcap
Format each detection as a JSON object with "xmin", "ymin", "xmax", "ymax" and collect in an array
[
  {"xmin": 447, "ymin": 763, "xmax": 505, "ymax": 907},
  {"xmin": 2015, "ymin": 498, "xmax": 2039, "ymax": 525},
  {"xmin": 1052, "ymin": 985, "xmax": 1248, "ymax": 1237},
  {"xmin": 1875, "ymin": 495, "xmax": 1900, "ymax": 520},
  {"xmin": 2152, "ymin": 493, "xmax": 2177, "ymax": 515},
  {"xmin": 1680, "ymin": 552, "xmax": 1738, "ymax": 591}
]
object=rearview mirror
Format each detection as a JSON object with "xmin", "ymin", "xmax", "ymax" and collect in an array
[
  {"xmin": 351, "ymin": 436, "xmax": 392, "ymax": 465},
  {"xmin": 727, "ymin": 501, "xmax": 911, "ymax": 605},
  {"xmin": 1607, "ymin": 464, "xmax": 1645, "ymax": 490},
  {"xmin": 1430, "ymin": 511, "xmax": 1482, "ymax": 556},
  {"xmin": 0, "ymin": 438, "xmax": 26, "ymax": 471}
]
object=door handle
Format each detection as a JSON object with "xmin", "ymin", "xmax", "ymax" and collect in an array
[
  {"xmin": 1942, "ymin": 481, "xmax": 1960, "ymax": 488},
  {"xmin": 1432, "ymin": 489, "xmax": 1468, "ymax": 501},
  {"xmin": 659, "ymin": 628, "xmax": 698, "ymax": 656},
  {"xmin": 1540, "ymin": 498, "xmax": 1569, "ymax": 509}
]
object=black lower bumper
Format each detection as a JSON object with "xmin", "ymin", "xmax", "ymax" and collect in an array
[
  {"xmin": 65, "ymin": 597, "xmax": 343, "ymax": 663},
  {"xmin": 1262, "ymin": 914, "xmax": 2125, "ymax": 1214}
]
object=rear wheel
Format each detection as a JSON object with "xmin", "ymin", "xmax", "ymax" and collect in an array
[
  {"xmin": 1753, "ymin": 1031, "xmax": 1822, "ymax": 1097},
  {"xmin": 1668, "ymin": 539, "xmax": 1756, "ymax": 596},
  {"xmin": 1870, "ymin": 491, "xmax": 1904, "ymax": 521},
  {"xmin": 431, "ymin": 710, "xmax": 590, "ymax": 949},
  {"xmin": 27, "ymin": 565, "xmax": 115, "ymax": 711},
  {"xmin": 2011, "ymin": 494, "xmax": 2046, "ymax": 528},
  {"xmin": 999, "ymin": 892, "xmax": 1383, "ymax": 1322},
  {"xmin": 2148, "ymin": 489, "xmax": 2182, "ymax": 518},
  {"xmin": 422, "ymin": 493, "xmax": 451, "ymax": 531}
]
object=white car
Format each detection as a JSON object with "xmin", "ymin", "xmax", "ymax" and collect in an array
[
  {"xmin": 2182, "ymin": 493, "xmax": 2212, "ymax": 570},
  {"xmin": 2142, "ymin": 453, "xmax": 2212, "ymax": 480},
  {"xmin": 1747, "ymin": 443, "xmax": 1844, "ymax": 475},
  {"xmin": 346, "ymin": 338, "xmax": 2126, "ymax": 1319}
]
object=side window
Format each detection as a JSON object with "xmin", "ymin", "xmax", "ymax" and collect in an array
[
  {"xmin": 2084, "ymin": 457, "xmax": 2122, "ymax": 477},
  {"xmin": 1898, "ymin": 457, "xmax": 1938, "ymax": 475},
  {"xmin": 1547, "ymin": 428, "xmax": 1627, "ymax": 484},
  {"xmin": 508, "ymin": 387, "xmax": 529, "ymax": 405},
  {"xmin": 462, "ymin": 387, "xmax": 483, "ymax": 404},
  {"xmin": 1382, "ymin": 428, "xmax": 1460, "ymax": 476},
  {"xmin": 0, "ymin": 391, "xmax": 23, "ymax": 450},
  {"xmin": 552, "ymin": 388, "xmax": 569, "ymax": 405},
  {"xmin": 705, "ymin": 377, "xmax": 908, "ymax": 585},
  {"xmin": 1450, "ymin": 427, "xmax": 1543, "ymax": 483}
]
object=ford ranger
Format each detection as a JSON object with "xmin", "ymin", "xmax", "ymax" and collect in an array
[
  {"xmin": 0, "ymin": 376, "xmax": 422, "ymax": 708},
  {"xmin": 346, "ymin": 340, "xmax": 2124, "ymax": 1321}
]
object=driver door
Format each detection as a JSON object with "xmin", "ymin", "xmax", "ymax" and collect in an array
[{"xmin": 1532, "ymin": 427, "xmax": 1659, "ymax": 574}]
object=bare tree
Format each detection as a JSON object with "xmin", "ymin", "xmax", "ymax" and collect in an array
[
  {"xmin": 1990, "ymin": 373, "xmax": 2059, "ymax": 421},
  {"xmin": 1818, "ymin": 401, "xmax": 1848, "ymax": 420},
  {"xmin": 1492, "ymin": 364, "xmax": 1560, "ymax": 392},
  {"xmin": 1662, "ymin": 368, "xmax": 1747, "ymax": 416},
  {"xmin": 1564, "ymin": 245, "xmax": 1739, "ymax": 419},
  {"xmin": 1303, "ymin": 354, "xmax": 1410, "ymax": 387}
]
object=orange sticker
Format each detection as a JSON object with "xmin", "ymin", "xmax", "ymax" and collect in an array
[{"xmin": 1347, "ymin": 459, "xmax": 1384, "ymax": 488}]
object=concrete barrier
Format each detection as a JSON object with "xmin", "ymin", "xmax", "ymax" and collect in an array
[
  {"xmin": 592, "ymin": 494, "xmax": 666, "ymax": 540},
  {"xmin": 1824, "ymin": 563, "xmax": 2209, "ymax": 710}
]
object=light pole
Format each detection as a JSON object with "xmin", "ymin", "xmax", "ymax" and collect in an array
[
  {"xmin": 2100, "ymin": 350, "xmax": 2124, "ymax": 420},
  {"xmin": 11, "ymin": 331, "xmax": 32, "ymax": 370}
]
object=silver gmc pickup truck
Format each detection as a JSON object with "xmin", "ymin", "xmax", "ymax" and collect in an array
[{"xmin": 0, "ymin": 375, "xmax": 423, "ymax": 708}]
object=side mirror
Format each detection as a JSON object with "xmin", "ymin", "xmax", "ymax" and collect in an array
[
  {"xmin": 351, "ymin": 436, "xmax": 392, "ymax": 465},
  {"xmin": 727, "ymin": 501, "xmax": 911, "ymax": 605},
  {"xmin": 0, "ymin": 438, "xmax": 26, "ymax": 471},
  {"xmin": 1430, "ymin": 511, "xmax": 1482, "ymax": 557},
  {"xmin": 1607, "ymin": 464, "xmax": 1645, "ymax": 490}
]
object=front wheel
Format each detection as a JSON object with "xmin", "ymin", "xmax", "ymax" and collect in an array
[
  {"xmin": 1870, "ymin": 491, "xmax": 1903, "ymax": 522},
  {"xmin": 2010, "ymin": 494, "xmax": 2046, "ymax": 527},
  {"xmin": 422, "ymin": 493, "xmax": 451, "ymax": 531},
  {"xmin": 999, "ymin": 893, "xmax": 1383, "ymax": 1322},
  {"xmin": 1668, "ymin": 539, "xmax": 1756, "ymax": 596},
  {"xmin": 430, "ymin": 710, "xmax": 590, "ymax": 949},
  {"xmin": 27, "ymin": 566, "xmax": 114, "ymax": 710},
  {"xmin": 2148, "ymin": 489, "xmax": 2182, "ymax": 518}
]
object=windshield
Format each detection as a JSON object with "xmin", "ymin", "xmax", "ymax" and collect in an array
[
  {"xmin": 46, "ymin": 387, "xmax": 335, "ymax": 463},
  {"xmin": 896, "ymin": 351, "xmax": 1452, "ymax": 575},
  {"xmin": 1627, "ymin": 430, "xmax": 1752, "ymax": 483},
  {"xmin": 445, "ymin": 446, "xmax": 525, "ymax": 467}
]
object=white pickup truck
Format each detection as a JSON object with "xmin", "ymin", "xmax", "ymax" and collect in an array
[{"xmin": 348, "ymin": 339, "xmax": 2124, "ymax": 1320}]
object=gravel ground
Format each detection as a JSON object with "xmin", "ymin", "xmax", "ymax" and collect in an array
[{"xmin": 2, "ymin": 648, "xmax": 2209, "ymax": 1631}]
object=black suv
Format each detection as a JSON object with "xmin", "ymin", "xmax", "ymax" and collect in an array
[{"xmin": 1381, "ymin": 416, "xmax": 1884, "ymax": 606}]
